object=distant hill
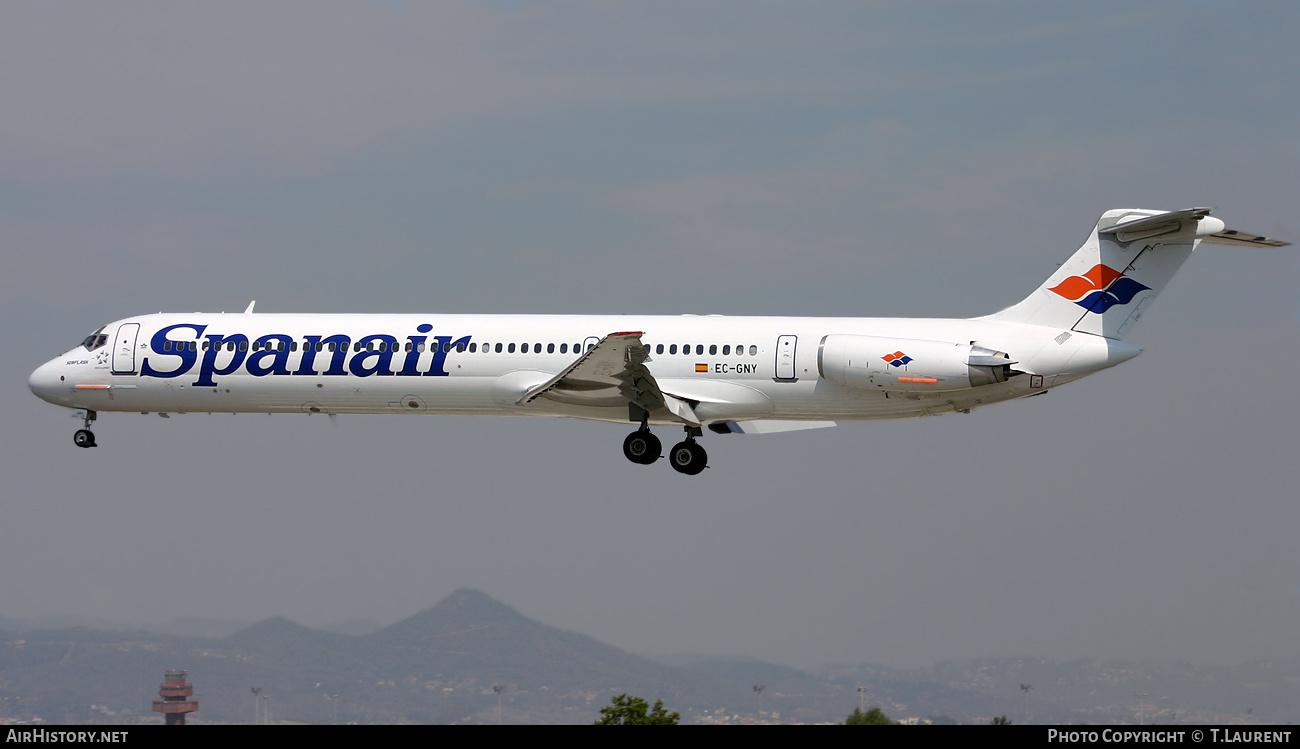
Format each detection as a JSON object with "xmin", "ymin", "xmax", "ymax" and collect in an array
[
  {"xmin": 1, "ymin": 592, "xmax": 1295, "ymax": 724},
  {"xmin": 0, "ymin": 589, "xmax": 742, "ymax": 724},
  {"xmin": 0, "ymin": 614, "xmax": 251, "ymax": 639}
]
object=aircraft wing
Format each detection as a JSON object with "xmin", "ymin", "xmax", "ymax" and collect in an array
[{"xmin": 517, "ymin": 331, "xmax": 701, "ymax": 425}]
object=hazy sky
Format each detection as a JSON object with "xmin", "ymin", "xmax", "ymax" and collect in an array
[{"xmin": 2, "ymin": 1, "xmax": 1297, "ymax": 670}]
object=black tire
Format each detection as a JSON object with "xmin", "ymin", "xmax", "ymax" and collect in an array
[
  {"xmin": 623, "ymin": 431, "xmax": 661, "ymax": 464},
  {"xmin": 74, "ymin": 429, "xmax": 96, "ymax": 448},
  {"xmin": 669, "ymin": 441, "xmax": 707, "ymax": 475}
]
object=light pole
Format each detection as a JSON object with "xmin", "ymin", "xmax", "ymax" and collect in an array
[
  {"xmin": 753, "ymin": 685, "xmax": 765, "ymax": 722},
  {"xmin": 494, "ymin": 685, "xmax": 505, "ymax": 725},
  {"xmin": 1021, "ymin": 683, "xmax": 1032, "ymax": 725},
  {"xmin": 251, "ymin": 687, "xmax": 262, "ymax": 725},
  {"xmin": 857, "ymin": 685, "xmax": 867, "ymax": 713},
  {"xmin": 324, "ymin": 693, "xmax": 338, "ymax": 725},
  {"xmin": 1135, "ymin": 693, "xmax": 1148, "ymax": 726}
]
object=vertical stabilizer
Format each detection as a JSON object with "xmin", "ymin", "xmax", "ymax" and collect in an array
[{"xmin": 984, "ymin": 208, "xmax": 1221, "ymax": 340}]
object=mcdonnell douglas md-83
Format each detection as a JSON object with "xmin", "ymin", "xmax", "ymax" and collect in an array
[{"xmin": 29, "ymin": 208, "xmax": 1288, "ymax": 475}]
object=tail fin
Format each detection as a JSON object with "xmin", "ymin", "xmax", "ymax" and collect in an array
[{"xmin": 983, "ymin": 208, "xmax": 1286, "ymax": 340}]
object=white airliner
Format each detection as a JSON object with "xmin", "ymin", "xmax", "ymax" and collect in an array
[{"xmin": 29, "ymin": 208, "xmax": 1287, "ymax": 474}]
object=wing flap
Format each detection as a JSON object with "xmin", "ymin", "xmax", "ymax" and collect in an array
[{"xmin": 712, "ymin": 420, "xmax": 837, "ymax": 435}]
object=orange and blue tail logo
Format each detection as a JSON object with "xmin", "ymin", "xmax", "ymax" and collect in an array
[{"xmin": 1049, "ymin": 264, "xmax": 1150, "ymax": 314}]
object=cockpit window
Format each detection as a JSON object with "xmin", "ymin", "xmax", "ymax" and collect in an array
[{"xmin": 81, "ymin": 327, "xmax": 108, "ymax": 351}]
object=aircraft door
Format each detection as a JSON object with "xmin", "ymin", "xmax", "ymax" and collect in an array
[
  {"xmin": 111, "ymin": 323, "xmax": 141, "ymax": 374},
  {"xmin": 775, "ymin": 334, "xmax": 797, "ymax": 381}
]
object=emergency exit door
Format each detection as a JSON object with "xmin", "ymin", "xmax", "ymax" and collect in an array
[{"xmin": 775, "ymin": 335, "xmax": 797, "ymax": 381}]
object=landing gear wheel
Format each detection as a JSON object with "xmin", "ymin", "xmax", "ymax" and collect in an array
[
  {"xmin": 74, "ymin": 429, "xmax": 97, "ymax": 448},
  {"xmin": 669, "ymin": 440, "xmax": 707, "ymax": 475},
  {"xmin": 623, "ymin": 430, "xmax": 661, "ymax": 464}
]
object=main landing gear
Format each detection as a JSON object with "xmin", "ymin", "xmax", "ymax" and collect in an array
[
  {"xmin": 622, "ymin": 428, "xmax": 662, "ymax": 465},
  {"xmin": 73, "ymin": 410, "xmax": 98, "ymax": 449},
  {"xmin": 622, "ymin": 424, "xmax": 707, "ymax": 475}
]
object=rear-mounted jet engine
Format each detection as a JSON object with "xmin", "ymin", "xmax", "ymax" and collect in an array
[{"xmin": 817, "ymin": 334, "xmax": 1019, "ymax": 392}]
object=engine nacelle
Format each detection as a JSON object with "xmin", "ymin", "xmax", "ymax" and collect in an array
[{"xmin": 817, "ymin": 334, "xmax": 1016, "ymax": 392}]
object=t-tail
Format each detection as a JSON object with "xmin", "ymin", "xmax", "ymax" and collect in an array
[{"xmin": 984, "ymin": 208, "xmax": 1289, "ymax": 340}]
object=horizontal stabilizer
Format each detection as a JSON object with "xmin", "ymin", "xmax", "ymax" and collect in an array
[
  {"xmin": 1202, "ymin": 229, "xmax": 1290, "ymax": 248},
  {"xmin": 1097, "ymin": 207, "xmax": 1212, "ymax": 242}
]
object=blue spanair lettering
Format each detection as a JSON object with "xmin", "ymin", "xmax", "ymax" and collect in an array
[
  {"xmin": 425, "ymin": 335, "xmax": 471, "ymax": 376},
  {"xmin": 141, "ymin": 323, "xmax": 206, "ymax": 378},
  {"xmin": 193, "ymin": 334, "xmax": 249, "ymax": 387},
  {"xmin": 318, "ymin": 335, "xmax": 351, "ymax": 375},
  {"xmin": 294, "ymin": 335, "xmax": 323, "ymax": 375},
  {"xmin": 247, "ymin": 334, "xmax": 294, "ymax": 376},
  {"xmin": 349, "ymin": 335, "xmax": 399, "ymax": 377},
  {"xmin": 398, "ymin": 324, "xmax": 433, "ymax": 376}
]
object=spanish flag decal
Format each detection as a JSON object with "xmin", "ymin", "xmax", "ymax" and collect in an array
[{"xmin": 695, "ymin": 363, "xmax": 708, "ymax": 373}]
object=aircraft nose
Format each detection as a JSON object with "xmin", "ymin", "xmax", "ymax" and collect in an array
[{"xmin": 28, "ymin": 359, "xmax": 66, "ymax": 404}]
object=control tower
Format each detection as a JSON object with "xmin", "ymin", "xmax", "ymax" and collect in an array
[{"xmin": 151, "ymin": 670, "xmax": 199, "ymax": 725}]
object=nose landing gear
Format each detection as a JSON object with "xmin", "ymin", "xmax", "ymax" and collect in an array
[{"xmin": 73, "ymin": 410, "xmax": 97, "ymax": 449}]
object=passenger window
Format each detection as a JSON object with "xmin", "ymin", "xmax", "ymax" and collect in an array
[
  {"xmin": 560, "ymin": 343, "xmax": 568, "ymax": 354},
  {"xmin": 469, "ymin": 342, "xmax": 477, "ymax": 353},
  {"xmin": 587, "ymin": 343, "xmax": 595, "ymax": 351},
  {"xmin": 534, "ymin": 343, "xmax": 542, "ymax": 353},
  {"xmin": 508, "ymin": 343, "xmax": 516, "ymax": 353},
  {"xmin": 547, "ymin": 343, "xmax": 555, "ymax": 354},
  {"xmin": 521, "ymin": 343, "xmax": 529, "ymax": 353},
  {"xmin": 456, "ymin": 342, "xmax": 467, "ymax": 353},
  {"xmin": 749, "ymin": 345, "xmax": 757, "ymax": 356},
  {"xmin": 443, "ymin": 342, "xmax": 452, "ymax": 353},
  {"xmin": 723, "ymin": 345, "xmax": 730, "ymax": 355},
  {"xmin": 656, "ymin": 344, "xmax": 664, "ymax": 354},
  {"xmin": 240, "ymin": 341, "xmax": 248, "ymax": 352},
  {"xmin": 709, "ymin": 345, "xmax": 717, "ymax": 355},
  {"xmin": 696, "ymin": 345, "xmax": 703, "ymax": 355},
  {"xmin": 669, "ymin": 344, "xmax": 678, "ymax": 354}
]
